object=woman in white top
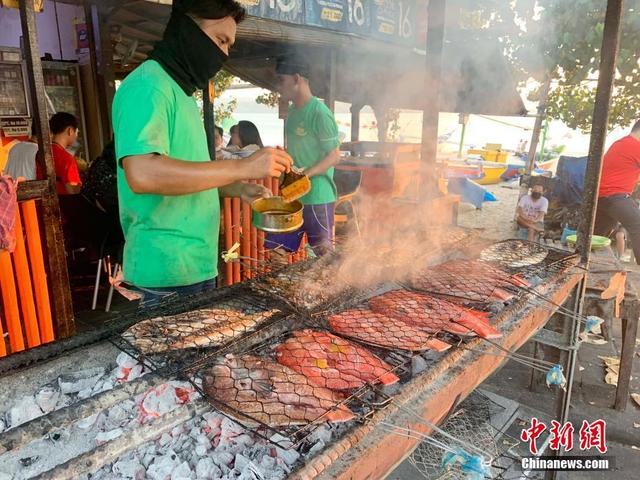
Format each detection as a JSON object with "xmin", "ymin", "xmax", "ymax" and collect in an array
[{"xmin": 221, "ymin": 121, "xmax": 264, "ymax": 159}]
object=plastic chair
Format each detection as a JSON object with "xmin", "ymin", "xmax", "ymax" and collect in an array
[{"xmin": 334, "ymin": 169, "xmax": 362, "ymax": 236}]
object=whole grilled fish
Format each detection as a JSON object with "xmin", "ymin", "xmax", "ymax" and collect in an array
[
  {"xmin": 201, "ymin": 354, "xmax": 355, "ymax": 427},
  {"xmin": 368, "ymin": 290, "xmax": 501, "ymax": 339},
  {"xmin": 122, "ymin": 307, "xmax": 277, "ymax": 354},
  {"xmin": 408, "ymin": 263, "xmax": 517, "ymax": 303},
  {"xmin": 435, "ymin": 260, "xmax": 530, "ymax": 288},
  {"xmin": 328, "ymin": 308, "xmax": 451, "ymax": 352},
  {"xmin": 275, "ymin": 330, "xmax": 399, "ymax": 390}
]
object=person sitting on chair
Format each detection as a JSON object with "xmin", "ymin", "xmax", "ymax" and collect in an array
[{"xmin": 517, "ymin": 184, "xmax": 548, "ymax": 241}]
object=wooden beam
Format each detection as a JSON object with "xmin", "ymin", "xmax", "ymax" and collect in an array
[
  {"xmin": 83, "ymin": 0, "xmax": 107, "ymax": 146},
  {"xmin": 576, "ymin": 0, "xmax": 625, "ymax": 264},
  {"xmin": 97, "ymin": 8, "xmax": 117, "ymax": 130},
  {"xmin": 419, "ymin": 0, "xmax": 446, "ymax": 200},
  {"xmin": 17, "ymin": 181, "xmax": 49, "ymax": 202},
  {"xmin": 19, "ymin": 0, "xmax": 75, "ymax": 338}
]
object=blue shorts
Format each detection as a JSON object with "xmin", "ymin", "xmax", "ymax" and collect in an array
[
  {"xmin": 266, "ymin": 203, "xmax": 335, "ymax": 256},
  {"xmin": 134, "ymin": 278, "xmax": 216, "ymax": 310}
]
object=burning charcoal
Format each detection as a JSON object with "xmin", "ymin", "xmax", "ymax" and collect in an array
[
  {"xmin": 306, "ymin": 425, "xmax": 332, "ymax": 445},
  {"xmin": 147, "ymin": 455, "xmax": 180, "ymax": 480},
  {"xmin": 35, "ymin": 385, "xmax": 60, "ymax": 414},
  {"xmin": 211, "ymin": 451, "xmax": 235, "ymax": 468},
  {"xmin": 77, "ymin": 388, "xmax": 94, "ymax": 399},
  {"xmin": 0, "ymin": 417, "xmax": 6, "ymax": 434},
  {"xmin": 76, "ymin": 412, "xmax": 101, "ymax": 430},
  {"xmin": 8, "ymin": 395, "xmax": 42, "ymax": 428},
  {"xmin": 58, "ymin": 367, "xmax": 105, "ymax": 394},
  {"xmin": 19, "ymin": 456, "xmax": 39, "ymax": 467},
  {"xmin": 196, "ymin": 458, "xmax": 222, "ymax": 479},
  {"xmin": 139, "ymin": 382, "xmax": 197, "ymax": 422},
  {"xmin": 171, "ymin": 461, "xmax": 193, "ymax": 479},
  {"xmin": 411, "ymin": 355, "xmax": 429, "ymax": 376},
  {"xmin": 159, "ymin": 433, "xmax": 172, "ymax": 447},
  {"xmin": 269, "ymin": 435, "xmax": 300, "ymax": 467},
  {"xmin": 96, "ymin": 428, "xmax": 123, "ymax": 445},
  {"xmin": 307, "ymin": 440, "xmax": 326, "ymax": 458},
  {"xmin": 0, "ymin": 473, "xmax": 12, "ymax": 480},
  {"xmin": 195, "ymin": 444, "xmax": 208, "ymax": 457},
  {"xmin": 112, "ymin": 459, "xmax": 145, "ymax": 479}
]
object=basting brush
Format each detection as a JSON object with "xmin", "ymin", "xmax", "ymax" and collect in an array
[{"xmin": 280, "ymin": 167, "xmax": 311, "ymax": 203}]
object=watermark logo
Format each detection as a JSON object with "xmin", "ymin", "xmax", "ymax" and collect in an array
[{"xmin": 520, "ymin": 418, "xmax": 607, "ymax": 455}]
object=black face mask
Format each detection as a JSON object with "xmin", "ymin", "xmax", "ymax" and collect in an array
[
  {"xmin": 149, "ymin": 13, "xmax": 228, "ymax": 96},
  {"xmin": 531, "ymin": 191, "xmax": 542, "ymax": 200}
]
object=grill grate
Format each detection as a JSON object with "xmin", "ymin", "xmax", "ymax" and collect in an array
[
  {"xmin": 410, "ymin": 391, "xmax": 524, "ymax": 479},
  {"xmin": 185, "ymin": 342, "xmax": 395, "ymax": 449},
  {"xmin": 110, "ymin": 286, "xmax": 293, "ymax": 374}
]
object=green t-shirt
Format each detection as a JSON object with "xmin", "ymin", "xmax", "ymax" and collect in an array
[
  {"xmin": 112, "ymin": 60, "xmax": 219, "ymax": 288},
  {"xmin": 286, "ymin": 97, "xmax": 340, "ymax": 205}
]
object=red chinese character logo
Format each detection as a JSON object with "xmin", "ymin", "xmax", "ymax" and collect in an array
[
  {"xmin": 520, "ymin": 417, "xmax": 547, "ymax": 454},
  {"xmin": 579, "ymin": 419, "xmax": 607, "ymax": 454},
  {"xmin": 549, "ymin": 420, "xmax": 575, "ymax": 451}
]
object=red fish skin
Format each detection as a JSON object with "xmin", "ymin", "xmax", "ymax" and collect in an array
[
  {"xmin": 328, "ymin": 309, "xmax": 451, "ymax": 352},
  {"xmin": 368, "ymin": 291, "xmax": 474, "ymax": 337},
  {"xmin": 369, "ymin": 290, "xmax": 501, "ymax": 339},
  {"xmin": 203, "ymin": 355, "xmax": 354, "ymax": 426},
  {"xmin": 276, "ymin": 330, "xmax": 399, "ymax": 389},
  {"xmin": 436, "ymin": 260, "xmax": 530, "ymax": 288}
]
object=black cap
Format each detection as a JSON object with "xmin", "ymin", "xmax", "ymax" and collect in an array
[
  {"xmin": 172, "ymin": 0, "xmax": 195, "ymax": 14},
  {"xmin": 276, "ymin": 55, "xmax": 310, "ymax": 78}
]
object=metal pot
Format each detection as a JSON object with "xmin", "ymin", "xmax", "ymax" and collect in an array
[{"xmin": 251, "ymin": 196, "xmax": 303, "ymax": 233}]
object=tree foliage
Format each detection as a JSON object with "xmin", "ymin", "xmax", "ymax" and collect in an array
[{"xmin": 451, "ymin": 0, "xmax": 640, "ymax": 131}]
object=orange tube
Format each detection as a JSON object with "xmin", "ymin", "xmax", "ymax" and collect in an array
[
  {"xmin": 21, "ymin": 201, "xmax": 54, "ymax": 343},
  {"xmin": 242, "ymin": 199, "xmax": 251, "ymax": 280},
  {"xmin": 232, "ymin": 198, "xmax": 241, "ymax": 284},
  {"xmin": 223, "ymin": 198, "xmax": 233, "ymax": 286},
  {"xmin": 0, "ymin": 251, "xmax": 25, "ymax": 353},
  {"xmin": 0, "ymin": 312, "xmax": 7, "ymax": 357},
  {"xmin": 13, "ymin": 210, "xmax": 40, "ymax": 348}
]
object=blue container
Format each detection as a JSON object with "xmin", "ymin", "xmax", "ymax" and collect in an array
[{"xmin": 561, "ymin": 227, "xmax": 577, "ymax": 245}]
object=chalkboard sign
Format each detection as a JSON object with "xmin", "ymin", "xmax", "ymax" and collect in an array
[
  {"xmin": 371, "ymin": 0, "xmax": 417, "ymax": 45},
  {"xmin": 304, "ymin": 0, "xmax": 371, "ymax": 36},
  {"xmin": 237, "ymin": 0, "xmax": 305, "ymax": 24}
]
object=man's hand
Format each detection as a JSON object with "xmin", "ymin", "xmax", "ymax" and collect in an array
[
  {"xmin": 245, "ymin": 148, "xmax": 292, "ymax": 179},
  {"xmin": 239, "ymin": 183, "xmax": 272, "ymax": 204}
]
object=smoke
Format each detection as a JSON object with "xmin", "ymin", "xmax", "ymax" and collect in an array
[{"xmin": 297, "ymin": 189, "xmax": 473, "ymax": 302}]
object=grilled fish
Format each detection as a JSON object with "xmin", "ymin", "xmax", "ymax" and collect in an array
[
  {"xmin": 368, "ymin": 290, "xmax": 501, "ymax": 339},
  {"xmin": 201, "ymin": 354, "xmax": 355, "ymax": 427},
  {"xmin": 435, "ymin": 260, "xmax": 530, "ymax": 288},
  {"xmin": 328, "ymin": 308, "xmax": 451, "ymax": 352},
  {"xmin": 480, "ymin": 240, "xmax": 548, "ymax": 268},
  {"xmin": 275, "ymin": 330, "xmax": 399, "ymax": 390},
  {"xmin": 122, "ymin": 306, "xmax": 277, "ymax": 354},
  {"xmin": 408, "ymin": 261, "xmax": 521, "ymax": 303}
]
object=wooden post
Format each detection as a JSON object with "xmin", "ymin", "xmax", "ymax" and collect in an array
[
  {"xmin": 524, "ymin": 77, "xmax": 551, "ymax": 175},
  {"xmin": 19, "ymin": 0, "xmax": 75, "ymax": 338},
  {"xmin": 83, "ymin": 0, "xmax": 107, "ymax": 145},
  {"xmin": 419, "ymin": 0, "xmax": 446, "ymax": 200},
  {"xmin": 97, "ymin": 6, "xmax": 117, "ymax": 128},
  {"xmin": 576, "ymin": 0, "xmax": 624, "ymax": 265}
]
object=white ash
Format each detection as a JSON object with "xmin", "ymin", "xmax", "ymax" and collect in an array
[{"xmin": 0, "ymin": 350, "xmax": 343, "ymax": 480}]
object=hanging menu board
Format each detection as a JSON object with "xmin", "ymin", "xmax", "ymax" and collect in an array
[
  {"xmin": 237, "ymin": 0, "xmax": 305, "ymax": 24},
  {"xmin": 304, "ymin": 0, "xmax": 371, "ymax": 36},
  {"xmin": 239, "ymin": 0, "xmax": 422, "ymax": 46},
  {"xmin": 371, "ymin": 0, "xmax": 417, "ymax": 45}
]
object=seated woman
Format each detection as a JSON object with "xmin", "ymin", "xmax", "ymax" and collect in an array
[
  {"xmin": 221, "ymin": 121, "xmax": 264, "ymax": 159},
  {"xmin": 516, "ymin": 184, "xmax": 548, "ymax": 241}
]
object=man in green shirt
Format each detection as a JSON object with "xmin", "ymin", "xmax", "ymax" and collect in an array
[
  {"xmin": 266, "ymin": 56, "xmax": 342, "ymax": 256},
  {"xmin": 112, "ymin": 0, "xmax": 292, "ymax": 306}
]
